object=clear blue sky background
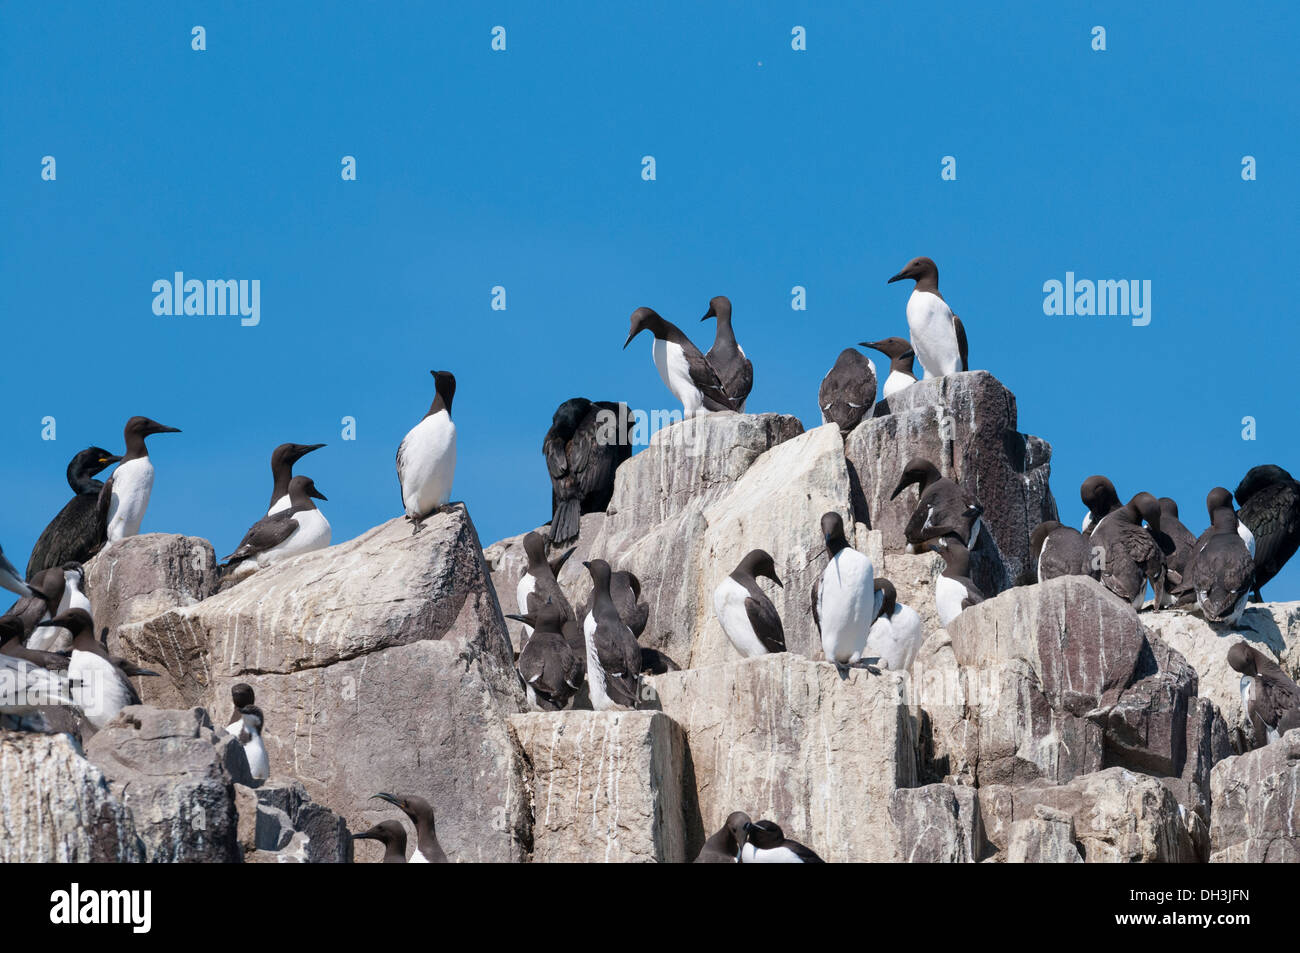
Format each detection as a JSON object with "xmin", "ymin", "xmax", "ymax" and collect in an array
[{"xmin": 3, "ymin": 3, "xmax": 1298, "ymax": 595}]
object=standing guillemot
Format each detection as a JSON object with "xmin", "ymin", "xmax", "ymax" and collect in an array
[
  {"xmin": 353, "ymin": 820, "xmax": 408, "ymax": 863},
  {"xmin": 1226, "ymin": 642, "xmax": 1300, "ymax": 747},
  {"xmin": 713, "ymin": 549, "xmax": 786, "ymax": 658},
  {"xmin": 1080, "ymin": 475, "xmax": 1123, "ymax": 536},
  {"xmin": 891, "ymin": 457, "xmax": 983, "ymax": 553},
  {"xmin": 863, "ymin": 579, "xmax": 923, "ymax": 672},
  {"xmin": 860, "ymin": 337, "xmax": 918, "ymax": 399},
  {"xmin": 0, "ymin": 544, "xmax": 31, "ymax": 598},
  {"xmin": 223, "ymin": 476, "xmax": 331, "ymax": 569},
  {"xmin": 227, "ymin": 702, "xmax": 269, "ymax": 780},
  {"xmin": 1151, "ymin": 498, "xmax": 1198, "ymax": 607},
  {"xmin": 26, "ymin": 563, "xmax": 90, "ymax": 652},
  {"xmin": 1030, "ymin": 520, "xmax": 1097, "ymax": 583},
  {"xmin": 624, "ymin": 307, "xmax": 740, "ymax": 417},
  {"xmin": 1187, "ymin": 508, "xmax": 1254, "ymax": 626},
  {"xmin": 811, "ymin": 512, "xmax": 875, "ymax": 676},
  {"xmin": 700, "ymin": 295, "xmax": 753, "ymax": 411},
  {"xmin": 1088, "ymin": 492, "xmax": 1166, "ymax": 609},
  {"xmin": 694, "ymin": 811, "xmax": 752, "ymax": 863},
  {"xmin": 610, "ymin": 571, "xmax": 648, "ymax": 639},
  {"xmin": 267, "ymin": 442, "xmax": 326, "ymax": 515},
  {"xmin": 507, "ymin": 603, "xmax": 584, "ymax": 711},
  {"xmin": 886, "ymin": 256, "xmax": 968, "ymax": 379},
  {"xmin": 542, "ymin": 398, "xmax": 633, "ymax": 545},
  {"xmin": 370, "ymin": 792, "xmax": 448, "ymax": 863},
  {"xmin": 739, "ymin": 820, "xmax": 824, "ymax": 863},
  {"xmin": 581, "ymin": 559, "xmax": 642, "ymax": 710},
  {"xmin": 817, "ymin": 348, "xmax": 877, "ymax": 437},
  {"xmin": 26, "ymin": 447, "xmax": 122, "ymax": 577},
  {"xmin": 397, "ymin": 370, "xmax": 458, "ymax": 533},
  {"xmin": 98, "ymin": 416, "xmax": 181, "ymax": 543},
  {"xmin": 1234, "ymin": 465, "xmax": 1300, "ymax": 600},
  {"xmin": 43, "ymin": 608, "xmax": 159, "ymax": 729},
  {"xmin": 931, "ymin": 538, "xmax": 985, "ymax": 626},
  {"xmin": 515, "ymin": 532, "xmax": 576, "ymax": 640}
]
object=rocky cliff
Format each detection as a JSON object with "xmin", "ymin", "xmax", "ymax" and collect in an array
[{"xmin": 3, "ymin": 370, "xmax": 1296, "ymax": 862}]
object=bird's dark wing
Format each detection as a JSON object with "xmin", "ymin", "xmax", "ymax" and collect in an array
[
  {"xmin": 731, "ymin": 357, "xmax": 754, "ymax": 405},
  {"xmin": 961, "ymin": 582, "xmax": 985, "ymax": 611},
  {"xmin": 1243, "ymin": 483, "xmax": 1300, "ymax": 586},
  {"xmin": 744, "ymin": 594, "xmax": 786, "ymax": 653},
  {"xmin": 570, "ymin": 409, "xmax": 619, "ymax": 502},
  {"xmin": 542, "ymin": 428, "xmax": 570, "ymax": 481},
  {"xmin": 786, "ymin": 840, "xmax": 825, "ymax": 863},
  {"xmin": 909, "ymin": 487, "xmax": 983, "ymax": 543},
  {"xmin": 810, "ymin": 576, "xmax": 822, "ymax": 634},
  {"xmin": 952, "ymin": 314, "xmax": 969, "ymax": 371},
  {"xmin": 95, "ymin": 476, "xmax": 114, "ymax": 538},
  {"xmin": 684, "ymin": 346, "xmax": 740, "ymax": 411},
  {"xmin": 225, "ymin": 513, "xmax": 298, "ymax": 563},
  {"xmin": 1257, "ymin": 666, "xmax": 1300, "ymax": 729}
]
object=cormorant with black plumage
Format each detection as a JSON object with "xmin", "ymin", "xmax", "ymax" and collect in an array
[{"xmin": 26, "ymin": 447, "xmax": 122, "ymax": 577}]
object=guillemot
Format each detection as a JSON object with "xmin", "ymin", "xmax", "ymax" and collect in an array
[
  {"xmin": 397, "ymin": 370, "xmax": 458, "ymax": 533},
  {"xmin": 860, "ymin": 337, "xmax": 918, "ymax": 399},
  {"xmin": 1151, "ymin": 498, "xmax": 1197, "ymax": 607},
  {"xmin": 1030, "ymin": 520, "xmax": 1097, "ymax": 583},
  {"xmin": 98, "ymin": 416, "xmax": 181, "ymax": 543},
  {"xmin": 1187, "ymin": 508, "xmax": 1254, "ymax": 626},
  {"xmin": 700, "ymin": 295, "xmax": 753, "ymax": 411},
  {"xmin": 931, "ymin": 538, "xmax": 985, "ymax": 626},
  {"xmin": 1226, "ymin": 641, "xmax": 1300, "ymax": 747},
  {"xmin": 1234, "ymin": 465, "xmax": 1300, "ymax": 601},
  {"xmin": 370, "ymin": 792, "xmax": 449, "ymax": 863},
  {"xmin": 712, "ymin": 549, "xmax": 786, "ymax": 658},
  {"xmin": 227, "ymin": 702, "xmax": 269, "ymax": 780},
  {"xmin": 0, "ymin": 614, "xmax": 71, "ymax": 671},
  {"xmin": 267, "ymin": 442, "xmax": 326, "ymax": 515},
  {"xmin": 26, "ymin": 563, "xmax": 90, "ymax": 652},
  {"xmin": 43, "ymin": 608, "xmax": 159, "ymax": 730},
  {"xmin": 542, "ymin": 398, "xmax": 633, "ymax": 544},
  {"xmin": 811, "ymin": 512, "xmax": 876, "ymax": 677},
  {"xmin": 26, "ymin": 447, "xmax": 122, "ymax": 576},
  {"xmin": 353, "ymin": 821, "xmax": 408, "ymax": 863},
  {"xmin": 515, "ymin": 531, "xmax": 576, "ymax": 640},
  {"xmin": 1088, "ymin": 492, "xmax": 1166, "ymax": 609},
  {"xmin": 624, "ymin": 307, "xmax": 740, "ymax": 418},
  {"xmin": 507, "ymin": 603, "xmax": 584, "ymax": 711},
  {"xmin": 581, "ymin": 559, "xmax": 642, "ymax": 710},
  {"xmin": 891, "ymin": 457, "xmax": 983, "ymax": 553},
  {"xmin": 694, "ymin": 811, "xmax": 752, "ymax": 863},
  {"xmin": 863, "ymin": 578, "xmax": 923, "ymax": 672},
  {"xmin": 818, "ymin": 348, "xmax": 877, "ymax": 436},
  {"xmin": 886, "ymin": 256, "xmax": 968, "ymax": 379},
  {"xmin": 1080, "ymin": 475, "xmax": 1123, "ymax": 536},
  {"xmin": 223, "ymin": 476, "xmax": 331, "ymax": 570},
  {"xmin": 739, "ymin": 820, "xmax": 824, "ymax": 863}
]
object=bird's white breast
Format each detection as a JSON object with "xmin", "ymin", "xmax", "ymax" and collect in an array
[
  {"xmin": 516, "ymin": 574, "xmax": 537, "ymax": 638},
  {"xmin": 935, "ymin": 576, "xmax": 969, "ymax": 627},
  {"xmin": 740, "ymin": 843, "xmax": 805, "ymax": 864},
  {"xmin": 106, "ymin": 457, "xmax": 155, "ymax": 541},
  {"xmin": 818, "ymin": 549, "xmax": 875, "ymax": 664},
  {"xmin": 713, "ymin": 577, "xmax": 767, "ymax": 658},
  {"xmin": 399, "ymin": 411, "xmax": 457, "ymax": 518},
  {"xmin": 258, "ymin": 509, "xmax": 331, "ymax": 567},
  {"xmin": 906, "ymin": 290, "xmax": 960, "ymax": 380},
  {"xmin": 882, "ymin": 370, "xmax": 914, "ymax": 399},
  {"xmin": 865, "ymin": 603, "xmax": 923, "ymax": 672},
  {"xmin": 70, "ymin": 650, "xmax": 134, "ymax": 729},
  {"xmin": 1239, "ymin": 522, "xmax": 1256, "ymax": 558},
  {"xmin": 653, "ymin": 339, "xmax": 705, "ymax": 418}
]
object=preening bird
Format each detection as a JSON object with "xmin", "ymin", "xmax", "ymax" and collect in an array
[
  {"xmin": 542, "ymin": 397, "xmax": 632, "ymax": 545},
  {"xmin": 700, "ymin": 295, "xmax": 753, "ymax": 411}
]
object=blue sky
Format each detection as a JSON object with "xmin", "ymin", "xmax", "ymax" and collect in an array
[{"xmin": 3, "ymin": 2, "xmax": 1298, "ymax": 595}]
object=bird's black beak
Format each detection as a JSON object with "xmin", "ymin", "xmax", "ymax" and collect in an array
[
  {"xmin": 310, "ymin": 488, "xmax": 328, "ymax": 501},
  {"xmin": 858, "ymin": 341, "xmax": 876, "ymax": 349},
  {"xmin": 767, "ymin": 571, "xmax": 784, "ymax": 589},
  {"xmin": 889, "ymin": 476, "xmax": 914, "ymax": 500},
  {"xmin": 122, "ymin": 663, "xmax": 161, "ymax": 678},
  {"xmin": 370, "ymin": 792, "xmax": 403, "ymax": 809},
  {"xmin": 351, "ymin": 830, "xmax": 379, "ymax": 841},
  {"xmin": 887, "ymin": 269, "xmax": 908, "ymax": 284},
  {"xmin": 622, "ymin": 331, "xmax": 637, "ymax": 350},
  {"xmin": 582, "ymin": 561, "xmax": 591, "ymax": 570},
  {"xmin": 504, "ymin": 614, "xmax": 532, "ymax": 625},
  {"xmin": 152, "ymin": 424, "xmax": 182, "ymax": 434},
  {"xmin": 700, "ymin": 310, "xmax": 714, "ymax": 322}
]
